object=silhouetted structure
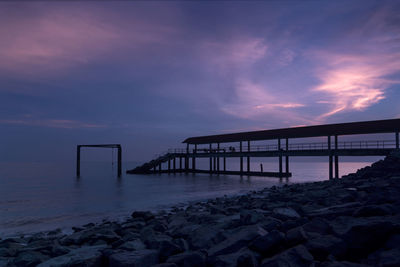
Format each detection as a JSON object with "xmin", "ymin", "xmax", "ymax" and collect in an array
[
  {"xmin": 128, "ymin": 118, "xmax": 400, "ymax": 178},
  {"xmin": 77, "ymin": 144, "xmax": 122, "ymax": 177}
]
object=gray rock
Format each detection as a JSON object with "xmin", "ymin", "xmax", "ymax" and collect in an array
[
  {"xmin": 342, "ymin": 221, "xmax": 395, "ymax": 261},
  {"xmin": 286, "ymin": 226, "xmax": 308, "ymax": 246},
  {"xmin": 0, "ymin": 258, "xmax": 11, "ymax": 267},
  {"xmin": 37, "ymin": 245, "xmax": 106, "ymax": 267},
  {"xmin": 187, "ymin": 224, "xmax": 223, "ymax": 249},
  {"xmin": 13, "ymin": 251, "xmax": 49, "ymax": 267},
  {"xmin": 119, "ymin": 239, "xmax": 146, "ymax": 251},
  {"xmin": 173, "ymin": 238, "xmax": 190, "ymax": 252},
  {"xmin": 208, "ymin": 225, "xmax": 265, "ymax": 257},
  {"xmin": 303, "ymin": 217, "xmax": 332, "ymax": 235},
  {"xmin": 158, "ymin": 240, "xmax": 183, "ymax": 262},
  {"xmin": 249, "ymin": 229, "xmax": 285, "ymax": 256},
  {"xmin": 260, "ymin": 245, "xmax": 314, "ymax": 267},
  {"xmin": 166, "ymin": 251, "xmax": 205, "ymax": 267},
  {"xmin": 353, "ymin": 204, "xmax": 394, "ymax": 217},
  {"xmin": 273, "ymin": 207, "xmax": 301, "ymax": 219},
  {"xmin": 140, "ymin": 226, "xmax": 172, "ymax": 249},
  {"xmin": 305, "ymin": 235, "xmax": 345, "ymax": 261},
  {"xmin": 307, "ymin": 202, "xmax": 362, "ymax": 218},
  {"xmin": 211, "ymin": 248, "xmax": 258, "ymax": 267},
  {"xmin": 366, "ymin": 247, "xmax": 400, "ymax": 267},
  {"xmin": 109, "ymin": 249, "xmax": 159, "ymax": 267},
  {"xmin": 240, "ymin": 210, "xmax": 265, "ymax": 225}
]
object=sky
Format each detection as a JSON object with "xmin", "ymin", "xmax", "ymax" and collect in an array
[{"xmin": 0, "ymin": 1, "xmax": 400, "ymax": 163}]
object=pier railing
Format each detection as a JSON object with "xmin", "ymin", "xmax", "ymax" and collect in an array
[{"xmin": 166, "ymin": 139, "xmax": 397, "ymax": 154}]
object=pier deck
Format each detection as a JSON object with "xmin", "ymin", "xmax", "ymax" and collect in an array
[{"xmin": 127, "ymin": 118, "xmax": 400, "ymax": 178}]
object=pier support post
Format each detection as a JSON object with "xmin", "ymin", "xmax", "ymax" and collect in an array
[
  {"xmin": 217, "ymin": 143, "xmax": 220, "ymax": 172},
  {"xmin": 117, "ymin": 146, "xmax": 122, "ymax": 177},
  {"xmin": 328, "ymin": 136, "xmax": 333, "ymax": 180},
  {"xmin": 396, "ymin": 132, "xmax": 399, "ymax": 149},
  {"xmin": 168, "ymin": 159, "xmax": 171, "ymax": 172},
  {"xmin": 173, "ymin": 157, "xmax": 176, "ymax": 173},
  {"xmin": 179, "ymin": 157, "xmax": 182, "ymax": 170},
  {"xmin": 209, "ymin": 144, "xmax": 212, "ymax": 173},
  {"xmin": 185, "ymin": 144, "xmax": 189, "ymax": 172},
  {"xmin": 192, "ymin": 144, "xmax": 197, "ymax": 171},
  {"xmin": 223, "ymin": 150, "xmax": 226, "ymax": 171},
  {"xmin": 335, "ymin": 135, "xmax": 339, "ymax": 179},
  {"xmin": 285, "ymin": 138, "xmax": 289, "ymax": 174},
  {"xmin": 240, "ymin": 141, "xmax": 243, "ymax": 173},
  {"xmin": 247, "ymin": 141, "xmax": 250, "ymax": 173},
  {"xmin": 159, "ymin": 163, "xmax": 161, "ymax": 173},
  {"xmin": 76, "ymin": 145, "xmax": 81, "ymax": 177},
  {"xmin": 278, "ymin": 139, "xmax": 282, "ymax": 175}
]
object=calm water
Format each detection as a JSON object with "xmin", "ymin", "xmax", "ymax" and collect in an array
[{"xmin": 0, "ymin": 158, "xmax": 379, "ymax": 237}]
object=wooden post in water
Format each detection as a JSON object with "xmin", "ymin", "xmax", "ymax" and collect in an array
[
  {"xmin": 335, "ymin": 135, "xmax": 339, "ymax": 179},
  {"xmin": 217, "ymin": 143, "xmax": 220, "ymax": 172},
  {"xmin": 117, "ymin": 146, "xmax": 122, "ymax": 177},
  {"xmin": 278, "ymin": 139, "xmax": 282, "ymax": 175},
  {"xmin": 223, "ymin": 149, "xmax": 226, "ymax": 171},
  {"xmin": 76, "ymin": 145, "xmax": 81, "ymax": 177},
  {"xmin": 173, "ymin": 157, "xmax": 176, "ymax": 173},
  {"xmin": 247, "ymin": 141, "xmax": 250, "ymax": 172},
  {"xmin": 168, "ymin": 158, "xmax": 171, "ymax": 172},
  {"xmin": 396, "ymin": 132, "xmax": 399, "ymax": 149},
  {"xmin": 209, "ymin": 143, "xmax": 212, "ymax": 173},
  {"xmin": 285, "ymin": 138, "xmax": 289, "ymax": 174},
  {"xmin": 179, "ymin": 157, "xmax": 182, "ymax": 170},
  {"xmin": 240, "ymin": 141, "xmax": 243, "ymax": 173},
  {"xmin": 192, "ymin": 144, "xmax": 197, "ymax": 171},
  {"xmin": 328, "ymin": 136, "xmax": 333, "ymax": 179},
  {"xmin": 185, "ymin": 144, "xmax": 189, "ymax": 172}
]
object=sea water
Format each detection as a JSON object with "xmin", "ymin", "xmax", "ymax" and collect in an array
[{"xmin": 0, "ymin": 158, "xmax": 380, "ymax": 237}]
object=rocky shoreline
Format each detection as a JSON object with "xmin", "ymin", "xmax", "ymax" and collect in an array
[{"xmin": 1, "ymin": 154, "xmax": 400, "ymax": 266}]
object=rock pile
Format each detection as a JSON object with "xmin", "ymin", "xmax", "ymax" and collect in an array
[{"xmin": 1, "ymin": 153, "xmax": 400, "ymax": 266}]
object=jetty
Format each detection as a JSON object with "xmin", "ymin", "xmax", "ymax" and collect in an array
[{"xmin": 127, "ymin": 118, "xmax": 400, "ymax": 178}]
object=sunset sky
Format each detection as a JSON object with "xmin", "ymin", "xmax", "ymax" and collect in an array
[{"xmin": 1, "ymin": 1, "xmax": 399, "ymax": 163}]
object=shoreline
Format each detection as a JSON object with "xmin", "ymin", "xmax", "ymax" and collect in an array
[{"xmin": 1, "ymin": 154, "xmax": 400, "ymax": 266}]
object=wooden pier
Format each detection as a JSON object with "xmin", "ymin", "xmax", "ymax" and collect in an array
[{"xmin": 127, "ymin": 118, "xmax": 400, "ymax": 178}]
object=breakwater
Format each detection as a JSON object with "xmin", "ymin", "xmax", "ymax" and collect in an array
[{"xmin": 1, "ymin": 154, "xmax": 400, "ymax": 266}]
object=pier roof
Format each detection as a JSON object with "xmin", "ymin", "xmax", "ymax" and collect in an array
[{"xmin": 183, "ymin": 118, "xmax": 400, "ymax": 144}]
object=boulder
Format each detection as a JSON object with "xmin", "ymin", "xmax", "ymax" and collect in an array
[
  {"xmin": 273, "ymin": 207, "xmax": 301, "ymax": 219},
  {"xmin": 208, "ymin": 225, "xmax": 266, "ymax": 257},
  {"xmin": 342, "ymin": 221, "xmax": 396, "ymax": 261},
  {"xmin": 240, "ymin": 210, "xmax": 265, "ymax": 225},
  {"xmin": 260, "ymin": 245, "xmax": 314, "ymax": 267},
  {"xmin": 286, "ymin": 226, "xmax": 308, "ymax": 247},
  {"xmin": 166, "ymin": 251, "xmax": 206, "ymax": 267},
  {"xmin": 305, "ymin": 235, "xmax": 345, "ymax": 261},
  {"xmin": 158, "ymin": 240, "xmax": 183, "ymax": 262},
  {"xmin": 302, "ymin": 217, "xmax": 332, "ymax": 235},
  {"xmin": 187, "ymin": 224, "xmax": 223, "ymax": 249},
  {"xmin": 109, "ymin": 249, "xmax": 159, "ymax": 267},
  {"xmin": 13, "ymin": 251, "xmax": 49, "ymax": 267},
  {"xmin": 249, "ymin": 230, "xmax": 285, "ymax": 257},
  {"xmin": 37, "ymin": 245, "xmax": 106, "ymax": 267},
  {"xmin": 211, "ymin": 248, "xmax": 258, "ymax": 267},
  {"xmin": 366, "ymin": 247, "xmax": 400, "ymax": 267},
  {"xmin": 118, "ymin": 239, "xmax": 146, "ymax": 251},
  {"xmin": 352, "ymin": 204, "xmax": 394, "ymax": 217}
]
